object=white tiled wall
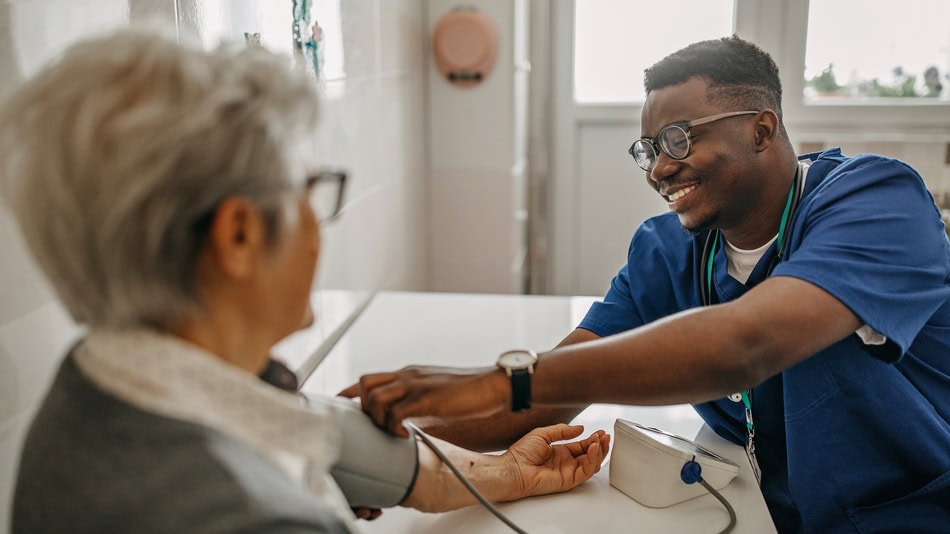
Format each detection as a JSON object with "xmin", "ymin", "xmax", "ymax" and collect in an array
[{"xmin": 0, "ymin": 0, "xmax": 428, "ymax": 530}]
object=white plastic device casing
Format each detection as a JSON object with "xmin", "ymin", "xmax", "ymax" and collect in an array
[{"xmin": 609, "ymin": 419, "xmax": 739, "ymax": 508}]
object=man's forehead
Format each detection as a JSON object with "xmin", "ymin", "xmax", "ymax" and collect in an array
[{"xmin": 640, "ymin": 78, "xmax": 715, "ymax": 133}]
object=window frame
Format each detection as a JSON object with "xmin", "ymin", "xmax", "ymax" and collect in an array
[
  {"xmin": 775, "ymin": 0, "xmax": 950, "ymax": 140},
  {"xmin": 569, "ymin": 0, "xmax": 950, "ymax": 137}
]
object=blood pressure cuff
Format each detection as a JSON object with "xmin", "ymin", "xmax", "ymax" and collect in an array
[{"xmin": 315, "ymin": 396, "xmax": 420, "ymax": 508}]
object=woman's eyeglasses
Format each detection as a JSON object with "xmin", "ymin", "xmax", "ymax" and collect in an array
[
  {"xmin": 629, "ymin": 111, "xmax": 760, "ymax": 172},
  {"xmin": 306, "ymin": 169, "xmax": 347, "ymax": 224}
]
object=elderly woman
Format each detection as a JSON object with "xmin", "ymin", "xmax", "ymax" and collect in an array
[{"xmin": 0, "ymin": 28, "xmax": 609, "ymax": 532}]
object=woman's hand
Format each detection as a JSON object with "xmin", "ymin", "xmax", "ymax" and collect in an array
[
  {"xmin": 500, "ymin": 424, "xmax": 610, "ymax": 501},
  {"xmin": 340, "ymin": 365, "xmax": 509, "ymax": 437},
  {"xmin": 401, "ymin": 423, "xmax": 610, "ymax": 512},
  {"xmin": 350, "ymin": 506, "xmax": 382, "ymax": 521}
]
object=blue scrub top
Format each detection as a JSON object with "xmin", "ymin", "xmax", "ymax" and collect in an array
[{"xmin": 580, "ymin": 148, "xmax": 950, "ymax": 532}]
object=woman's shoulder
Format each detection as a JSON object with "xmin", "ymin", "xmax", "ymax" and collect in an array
[{"xmin": 13, "ymin": 358, "xmax": 346, "ymax": 533}]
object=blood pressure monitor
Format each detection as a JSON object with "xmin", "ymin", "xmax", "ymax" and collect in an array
[{"xmin": 610, "ymin": 419, "xmax": 739, "ymax": 508}]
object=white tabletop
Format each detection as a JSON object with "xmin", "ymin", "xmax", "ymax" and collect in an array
[{"xmin": 301, "ymin": 291, "xmax": 776, "ymax": 533}]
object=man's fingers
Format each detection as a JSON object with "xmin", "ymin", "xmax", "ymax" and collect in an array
[
  {"xmin": 386, "ymin": 400, "xmax": 415, "ymax": 437},
  {"xmin": 352, "ymin": 367, "xmax": 506, "ymax": 436},
  {"xmin": 357, "ymin": 372, "xmax": 400, "ymax": 407},
  {"xmin": 365, "ymin": 381, "xmax": 408, "ymax": 429},
  {"xmin": 384, "ymin": 387, "xmax": 502, "ymax": 437},
  {"xmin": 358, "ymin": 372, "xmax": 401, "ymax": 390},
  {"xmin": 338, "ymin": 382, "xmax": 359, "ymax": 398},
  {"xmin": 357, "ymin": 372, "xmax": 404, "ymax": 422}
]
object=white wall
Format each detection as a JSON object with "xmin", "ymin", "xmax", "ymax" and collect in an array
[
  {"xmin": 426, "ymin": 0, "xmax": 530, "ymax": 293},
  {"xmin": 0, "ymin": 0, "xmax": 429, "ymax": 530}
]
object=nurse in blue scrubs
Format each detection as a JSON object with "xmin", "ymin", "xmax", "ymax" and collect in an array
[{"xmin": 351, "ymin": 36, "xmax": 950, "ymax": 533}]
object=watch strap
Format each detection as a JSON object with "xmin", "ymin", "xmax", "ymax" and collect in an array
[{"xmin": 510, "ymin": 368, "xmax": 531, "ymax": 412}]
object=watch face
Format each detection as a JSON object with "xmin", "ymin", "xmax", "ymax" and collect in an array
[{"xmin": 498, "ymin": 350, "xmax": 537, "ymax": 368}]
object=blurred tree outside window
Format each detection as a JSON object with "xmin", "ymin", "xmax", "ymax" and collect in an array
[{"xmin": 805, "ymin": 0, "xmax": 950, "ymax": 101}]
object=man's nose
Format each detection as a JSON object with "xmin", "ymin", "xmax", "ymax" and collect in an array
[{"xmin": 648, "ymin": 152, "xmax": 678, "ymax": 185}]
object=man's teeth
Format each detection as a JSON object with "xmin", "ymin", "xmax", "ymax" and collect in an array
[{"xmin": 668, "ymin": 184, "xmax": 697, "ymax": 201}]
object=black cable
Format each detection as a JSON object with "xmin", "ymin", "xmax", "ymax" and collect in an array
[{"xmin": 405, "ymin": 422, "xmax": 528, "ymax": 534}]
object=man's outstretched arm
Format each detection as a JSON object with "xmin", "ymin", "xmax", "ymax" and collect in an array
[
  {"xmin": 341, "ymin": 328, "xmax": 600, "ymax": 452},
  {"xmin": 354, "ymin": 276, "xmax": 862, "ymax": 437}
]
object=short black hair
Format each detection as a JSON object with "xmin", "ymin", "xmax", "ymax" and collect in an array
[{"xmin": 644, "ymin": 36, "xmax": 783, "ymax": 119}]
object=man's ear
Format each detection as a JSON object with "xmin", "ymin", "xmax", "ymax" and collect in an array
[
  {"xmin": 753, "ymin": 109, "xmax": 780, "ymax": 151},
  {"xmin": 206, "ymin": 197, "xmax": 267, "ymax": 280}
]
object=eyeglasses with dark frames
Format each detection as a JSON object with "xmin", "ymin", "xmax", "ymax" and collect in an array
[
  {"xmin": 305, "ymin": 169, "xmax": 347, "ymax": 224},
  {"xmin": 629, "ymin": 110, "xmax": 760, "ymax": 172}
]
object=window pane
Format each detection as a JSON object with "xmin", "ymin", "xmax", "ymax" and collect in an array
[
  {"xmin": 573, "ymin": 0, "xmax": 734, "ymax": 104},
  {"xmin": 805, "ymin": 0, "xmax": 950, "ymax": 101}
]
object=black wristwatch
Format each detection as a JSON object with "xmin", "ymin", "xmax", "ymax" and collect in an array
[{"xmin": 496, "ymin": 349, "xmax": 538, "ymax": 412}]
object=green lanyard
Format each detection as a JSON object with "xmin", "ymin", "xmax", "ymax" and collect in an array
[
  {"xmin": 703, "ymin": 166, "xmax": 801, "ymax": 483},
  {"xmin": 705, "ymin": 173, "xmax": 797, "ymax": 301}
]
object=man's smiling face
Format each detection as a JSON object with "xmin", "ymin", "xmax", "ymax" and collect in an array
[{"xmin": 639, "ymin": 77, "xmax": 761, "ymax": 235}]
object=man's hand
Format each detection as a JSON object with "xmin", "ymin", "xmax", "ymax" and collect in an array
[
  {"xmin": 339, "ymin": 365, "xmax": 509, "ymax": 437},
  {"xmin": 500, "ymin": 424, "xmax": 610, "ymax": 501}
]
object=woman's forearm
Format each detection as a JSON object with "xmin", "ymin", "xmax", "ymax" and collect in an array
[{"xmin": 401, "ymin": 434, "xmax": 519, "ymax": 512}]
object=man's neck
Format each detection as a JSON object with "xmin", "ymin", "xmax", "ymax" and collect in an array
[{"xmin": 722, "ymin": 161, "xmax": 799, "ymax": 249}]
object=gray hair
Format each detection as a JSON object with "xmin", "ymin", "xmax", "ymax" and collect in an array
[{"xmin": 0, "ymin": 27, "xmax": 320, "ymax": 328}]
